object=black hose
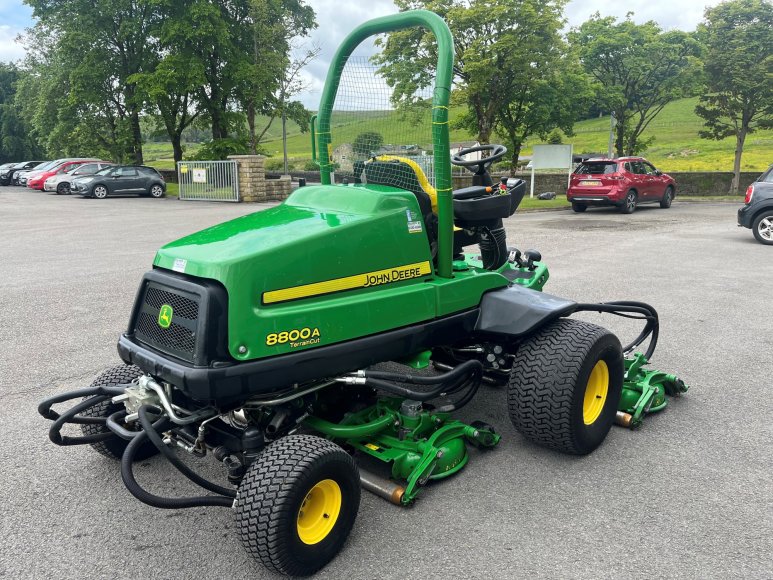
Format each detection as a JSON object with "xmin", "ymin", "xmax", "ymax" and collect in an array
[
  {"xmin": 363, "ymin": 361, "xmax": 483, "ymax": 402},
  {"xmin": 38, "ymin": 385, "xmax": 127, "ymax": 422},
  {"xmin": 106, "ymin": 410, "xmax": 145, "ymax": 441},
  {"xmin": 47, "ymin": 395, "xmax": 116, "ymax": 446},
  {"xmin": 120, "ymin": 412, "xmax": 233, "ymax": 509},
  {"xmin": 574, "ymin": 300, "xmax": 659, "ymax": 359},
  {"xmin": 433, "ymin": 369, "xmax": 482, "ymax": 413},
  {"xmin": 137, "ymin": 405, "xmax": 236, "ymax": 498},
  {"xmin": 364, "ymin": 360, "xmax": 482, "ymax": 385},
  {"xmin": 479, "ymin": 224, "xmax": 508, "ymax": 270}
]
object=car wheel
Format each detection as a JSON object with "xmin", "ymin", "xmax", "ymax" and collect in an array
[
  {"xmin": 93, "ymin": 185, "xmax": 108, "ymax": 199},
  {"xmin": 752, "ymin": 212, "xmax": 773, "ymax": 245},
  {"xmin": 571, "ymin": 202, "xmax": 587, "ymax": 213},
  {"xmin": 620, "ymin": 190, "xmax": 637, "ymax": 214},
  {"xmin": 660, "ymin": 186, "xmax": 674, "ymax": 209},
  {"xmin": 56, "ymin": 183, "xmax": 69, "ymax": 195},
  {"xmin": 149, "ymin": 184, "xmax": 165, "ymax": 198}
]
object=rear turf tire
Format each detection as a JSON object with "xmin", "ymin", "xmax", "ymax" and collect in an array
[
  {"xmin": 235, "ymin": 435, "xmax": 360, "ymax": 576},
  {"xmin": 507, "ymin": 319, "xmax": 623, "ymax": 455},
  {"xmin": 571, "ymin": 202, "xmax": 587, "ymax": 213},
  {"xmin": 80, "ymin": 365, "xmax": 158, "ymax": 461}
]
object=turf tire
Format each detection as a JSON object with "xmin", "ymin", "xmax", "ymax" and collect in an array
[
  {"xmin": 507, "ymin": 319, "xmax": 623, "ymax": 455},
  {"xmin": 80, "ymin": 365, "xmax": 158, "ymax": 461},
  {"xmin": 235, "ymin": 434, "xmax": 360, "ymax": 576}
]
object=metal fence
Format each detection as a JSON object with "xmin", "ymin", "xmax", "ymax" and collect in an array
[{"xmin": 177, "ymin": 160, "xmax": 240, "ymax": 202}]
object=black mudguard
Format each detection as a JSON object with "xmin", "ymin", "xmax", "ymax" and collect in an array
[{"xmin": 475, "ymin": 285, "xmax": 577, "ymax": 338}]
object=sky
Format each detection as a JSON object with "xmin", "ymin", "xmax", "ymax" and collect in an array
[{"xmin": 0, "ymin": 0, "xmax": 722, "ymax": 107}]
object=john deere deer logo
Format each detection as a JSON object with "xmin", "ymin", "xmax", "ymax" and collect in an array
[{"xmin": 158, "ymin": 304, "xmax": 173, "ymax": 328}]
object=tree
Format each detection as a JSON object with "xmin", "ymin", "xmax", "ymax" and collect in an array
[
  {"xmin": 374, "ymin": 0, "xmax": 588, "ymax": 172},
  {"xmin": 569, "ymin": 14, "xmax": 702, "ymax": 157},
  {"xmin": 695, "ymin": 0, "xmax": 773, "ymax": 193},
  {"xmin": 352, "ymin": 131, "xmax": 384, "ymax": 158},
  {"xmin": 23, "ymin": 0, "xmax": 159, "ymax": 163},
  {"xmin": 0, "ymin": 64, "xmax": 43, "ymax": 162}
]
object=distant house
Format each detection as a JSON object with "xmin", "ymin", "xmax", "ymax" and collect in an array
[{"xmin": 332, "ymin": 143, "xmax": 354, "ymax": 172}]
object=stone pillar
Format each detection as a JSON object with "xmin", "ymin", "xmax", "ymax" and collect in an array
[{"xmin": 228, "ymin": 155, "xmax": 294, "ymax": 203}]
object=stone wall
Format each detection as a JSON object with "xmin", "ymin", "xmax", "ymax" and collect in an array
[
  {"xmin": 227, "ymin": 155, "xmax": 294, "ymax": 203},
  {"xmin": 451, "ymin": 170, "xmax": 763, "ymax": 196}
]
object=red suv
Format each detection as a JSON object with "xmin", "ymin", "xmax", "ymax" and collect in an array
[{"xmin": 567, "ymin": 157, "xmax": 676, "ymax": 214}]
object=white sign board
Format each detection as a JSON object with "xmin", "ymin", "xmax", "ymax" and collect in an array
[
  {"xmin": 532, "ymin": 144, "xmax": 573, "ymax": 169},
  {"xmin": 192, "ymin": 168, "xmax": 207, "ymax": 183},
  {"xmin": 529, "ymin": 144, "xmax": 574, "ymax": 197}
]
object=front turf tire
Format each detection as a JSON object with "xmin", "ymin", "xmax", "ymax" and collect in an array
[
  {"xmin": 235, "ymin": 435, "xmax": 360, "ymax": 576},
  {"xmin": 507, "ymin": 319, "xmax": 623, "ymax": 455},
  {"xmin": 80, "ymin": 365, "xmax": 158, "ymax": 461}
]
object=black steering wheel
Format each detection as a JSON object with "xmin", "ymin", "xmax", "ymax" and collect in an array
[{"xmin": 451, "ymin": 144, "xmax": 508, "ymax": 177}]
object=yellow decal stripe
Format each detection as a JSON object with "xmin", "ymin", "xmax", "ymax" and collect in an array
[
  {"xmin": 374, "ymin": 155, "xmax": 438, "ymax": 213},
  {"xmin": 263, "ymin": 261, "xmax": 432, "ymax": 304}
]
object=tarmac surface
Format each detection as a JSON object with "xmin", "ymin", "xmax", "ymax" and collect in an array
[{"xmin": 1, "ymin": 186, "xmax": 770, "ymax": 579}]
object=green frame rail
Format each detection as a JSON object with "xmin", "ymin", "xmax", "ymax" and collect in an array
[{"xmin": 315, "ymin": 10, "xmax": 456, "ymax": 278}]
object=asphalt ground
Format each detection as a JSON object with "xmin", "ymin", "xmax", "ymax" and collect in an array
[{"xmin": 0, "ymin": 186, "xmax": 770, "ymax": 579}]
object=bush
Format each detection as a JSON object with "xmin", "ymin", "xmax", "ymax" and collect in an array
[
  {"xmin": 188, "ymin": 137, "xmax": 250, "ymax": 161},
  {"xmin": 264, "ymin": 157, "xmax": 284, "ymax": 171},
  {"xmin": 303, "ymin": 159, "xmax": 319, "ymax": 171}
]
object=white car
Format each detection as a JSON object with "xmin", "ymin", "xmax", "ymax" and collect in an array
[{"xmin": 44, "ymin": 161, "xmax": 114, "ymax": 194}]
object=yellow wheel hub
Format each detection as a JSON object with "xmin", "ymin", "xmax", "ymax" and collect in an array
[
  {"xmin": 583, "ymin": 359, "xmax": 609, "ymax": 425},
  {"xmin": 296, "ymin": 479, "xmax": 342, "ymax": 545}
]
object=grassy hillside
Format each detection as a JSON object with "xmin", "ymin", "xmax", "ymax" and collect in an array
[{"xmin": 145, "ymin": 97, "xmax": 772, "ymax": 173}]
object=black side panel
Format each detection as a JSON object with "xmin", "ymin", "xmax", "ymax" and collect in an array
[
  {"xmin": 475, "ymin": 285, "xmax": 577, "ymax": 338},
  {"xmin": 118, "ymin": 310, "xmax": 480, "ymax": 406}
]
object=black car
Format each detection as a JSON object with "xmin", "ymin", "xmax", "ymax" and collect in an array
[
  {"xmin": 71, "ymin": 165, "xmax": 166, "ymax": 199},
  {"xmin": 1, "ymin": 160, "xmax": 47, "ymax": 186},
  {"xmin": 738, "ymin": 165, "xmax": 773, "ymax": 245}
]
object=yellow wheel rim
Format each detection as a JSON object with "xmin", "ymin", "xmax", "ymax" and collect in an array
[
  {"xmin": 583, "ymin": 359, "xmax": 609, "ymax": 425},
  {"xmin": 296, "ymin": 479, "xmax": 342, "ymax": 545}
]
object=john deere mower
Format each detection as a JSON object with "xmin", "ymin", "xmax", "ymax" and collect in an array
[{"xmin": 39, "ymin": 10, "xmax": 687, "ymax": 577}]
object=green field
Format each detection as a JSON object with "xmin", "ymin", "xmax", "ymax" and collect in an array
[{"xmin": 144, "ymin": 97, "xmax": 772, "ymax": 173}]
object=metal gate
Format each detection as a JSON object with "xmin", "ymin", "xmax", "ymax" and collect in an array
[{"xmin": 177, "ymin": 160, "xmax": 240, "ymax": 202}]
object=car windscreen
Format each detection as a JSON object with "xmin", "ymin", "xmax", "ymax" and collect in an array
[
  {"xmin": 760, "ymin": 167, "xmax": 773, "ymax": 183},
  {"xmin": 32, "ymin": 161, "xmax": 54, "ymax": 170},
  {"xmin": 73, "ymin": 163, "xmax": 100, "ymax": 174},
  {"xmin": 95, "ymin": 167, "xmax": 115, "ymax": 176},
  {"xmin": 574, "ymin": 162, "xmax": 618, "ymax": 175}
]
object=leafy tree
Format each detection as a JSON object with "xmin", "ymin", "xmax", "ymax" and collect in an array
[
  {"xmin": 569, "ymin": 14, "xmax": 702, "ymax": 157},
  {"xmin": 352, "ymin": 131, "xmax": 385, "ymax": 158},
  {"xmin": 374, "ymin": 0, "xmax": 588, "ymax": 172},
  {"xmin": 23, "ymin": 0, "xmax": 160, "ymax": 163},
  {"xmin": 0, "ymin": 64, "xmax": 43, "ymax": 162},
  {"xmin": 695, "ymin": 0, "xmax": 773, "ymax": 193}
]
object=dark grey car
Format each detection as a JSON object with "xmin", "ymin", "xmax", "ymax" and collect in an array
[
  {"xmin": 1, "ymin": 160, "xmax": 47, "ymax": 186},
  {"xmin": 71, "ymin": 165, "xmax": 166, "ymax": 199},
  {"xmin": 737, "ymin": 164, "xmax": 773, "ymax": 245}
]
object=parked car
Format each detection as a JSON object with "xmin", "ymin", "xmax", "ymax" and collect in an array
[
  {"xmin": 2, "ymin": 160, "xmax": 47, "ymax": 186},
  {"xmin": 71, "ymin": 165, "xmax": 166, "ymax": 199},
  {"xmin": 27, "ymin": 158, "xmax": 101, "ymax": 190},
  {"xmin": 44, "ymin": 161, "xmax": 115, "ymax": 195},
  {"xmin": 17, "ymin": 159, "xmax": 70, "ymax": 186},
  {"xmin": 737, "ymin": 164, "xmax": 773, "ymax": 245},
  {"xmin": 567, "ymin": 157, "xmax": 676, "ymax": 214}
]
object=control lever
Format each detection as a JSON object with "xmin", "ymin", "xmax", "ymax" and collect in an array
[
  {"xmin": 523, "ymin": 249, "xmax": 542, "ymax": 271},
  {"xmin": 507, "ymin": 247, "xmax": 524, "ymax": 268}
]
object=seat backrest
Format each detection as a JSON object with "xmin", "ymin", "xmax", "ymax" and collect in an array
[{"xmin": 363, "ymin": 156, "xmax": 437, "ymax": 217}]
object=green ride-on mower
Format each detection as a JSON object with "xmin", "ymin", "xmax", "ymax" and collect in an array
[{"xmin": 39, "ymin": 10, "xmax": 687, "ymax": 577}]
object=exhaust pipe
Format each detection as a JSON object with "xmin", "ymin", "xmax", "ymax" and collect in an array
[{"xmin": 359, "ymin": 469, "xmax": 405, "ymax": 506}]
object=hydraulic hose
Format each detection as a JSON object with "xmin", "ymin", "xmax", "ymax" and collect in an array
[
  {"xmin": 364, "ymin": 360, "xmax": 482, "ymax": 385},
  {"xmin": 120, "ymin": 417, "xmax": 234, "ymax": 510},
  {"xmin": 479, "ymin": 224, "xmax": 508, "ymax": 270},
  {"xmin": 137, "ymin": 405, "xmax": 237, "ymax": 498},
  {"xmin": 360, "ymin": 361, "xmax": 482, "ymax": 403},
  {"xmin": 574, "ymin": 301, "xmax": 659, "ymax": 359}
]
